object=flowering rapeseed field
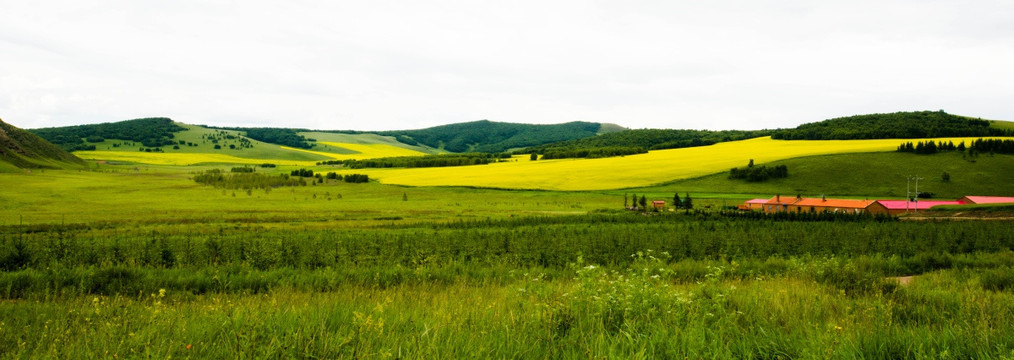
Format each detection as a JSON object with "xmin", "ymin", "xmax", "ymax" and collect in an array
[{"xmin": 364, "ymin": 137, "xmax": 987, "ymax": 190}]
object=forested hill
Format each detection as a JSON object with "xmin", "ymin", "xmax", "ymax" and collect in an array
[
  {"xmin": 523, "ymin": 129, "xmax": 774, "ymax": 154},
  {"xmin": 771, "ymin": 111, "xmax": 1012, "ymax": 140},
  {"xmin": 375, "ymin": 120, "xmax": 606, "ymax": 153},
  {"xmin": 30, "ymin": 117, "xmax": 186, "ymax": 151},
  {"xmin": 0, "ymin": 118, "xmax": 85, "ymax": 170}
]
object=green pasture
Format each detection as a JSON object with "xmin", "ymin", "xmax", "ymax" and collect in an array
[
  {"xmin": 3, "ymin": 144, "xmax": 1014, "ymax": 358},
  {"xmin": 85, "ymin": 124, "xmax": 330, "ymax": 162},
  {"xmin": 638, "ymin": 151, "xmax": 1014, "ymax": 199}
]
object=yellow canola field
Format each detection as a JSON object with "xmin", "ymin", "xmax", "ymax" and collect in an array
[
  {"xmin": 289, "ymin": 142, "xmax": 426, "ymax": 159},
  {"xmin": 78, "ymin": 142, "xmax": 427, "ymax": 166},
  {"xmin": 359, "ymin": 137, "xmax": 989, "ymax": 191}
]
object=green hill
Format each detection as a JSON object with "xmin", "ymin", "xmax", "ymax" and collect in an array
[
  {"xmin": 30, "ymin": 117, "xmax": 186, "ymax": 151},
  {"xmin": 772, "ymin": 111, "xmax": 1011, "ymax": 140},
  {"xmin": 0, "ymin": 118, "xmax": 86, "ymax": 171},
  {"xmin": 643, "ymin": 151, "xmax": 1014, "ymax": 199},
  {"xmin": 375, "ymin": 120, "xmax": 608, "ymax": 153}
]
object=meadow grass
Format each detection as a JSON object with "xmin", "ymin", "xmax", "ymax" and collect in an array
[{"xmin": 3, "ymin": 156, "xmax": 1014, "ymax": 358}]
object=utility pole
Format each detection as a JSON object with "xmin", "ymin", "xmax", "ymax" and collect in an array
[{"xmin": 914, "ymin": 176, "xmax": 923, "ymax": 213}]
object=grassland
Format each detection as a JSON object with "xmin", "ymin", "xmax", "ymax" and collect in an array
[
  {"xmin": 638, "ymin": 151, "xmax": 1014, "ymax": 199},
  {"xmin": 4, "ymin": 131, "xmax": 1014, "ymax": 358}
]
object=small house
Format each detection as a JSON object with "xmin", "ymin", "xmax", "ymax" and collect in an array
[{"xmin": 652, "ymin": 200, "xmax": 666, "ymax": 209}]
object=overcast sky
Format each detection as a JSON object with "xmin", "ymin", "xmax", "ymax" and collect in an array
[{"xmin": 2, "ymin": 1, "xmax": 1012, "ymax": 131}]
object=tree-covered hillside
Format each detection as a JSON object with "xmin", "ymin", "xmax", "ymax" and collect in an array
[
  {"xmin": 30, "ymin": 117, "xmax": 186, "ymax": 151},
  {"xmin": 377, "ymin": 120, "xmax": 604, "ymax": 153},
  {"xmin": 238, "ymin": 128, "xmax": 314, "ymax": 149},
  {"xmin": 1, "ymin": 118, "xmax": 86, "ymax": 169},
  {"xmin": 524, "ymin": 129, "xmax": 773, "ymax": 156},
  {"xmin": 771, "ymin": 111, "xmax": 1012, "ymax": 140}
]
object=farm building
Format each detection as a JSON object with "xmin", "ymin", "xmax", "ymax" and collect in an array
[
  {"xmin": 652, "ymin": 200, "xmax": 666, "ymax": 209},
  {"xmin": 866, "ymin": 200, "xmax": 964, "ymax": 215},
  {"xmin": 738, "ymin": 198, "xmax": 768, "ymax": 210},
  {"xmin": 762, "ymin": 195, "xmax": 797, "ymax": 213},
  {"xmin": 785, "ymin": 197, "xmax": 875, "ymax": 214},
  {"xmin": 958, "ymin": 196, "xmax": 1014, "ymax": 204}
]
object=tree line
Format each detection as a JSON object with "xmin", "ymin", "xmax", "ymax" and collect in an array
[
  {"xmin": 772, "ymin": 111, "xmax": 1012, "ymax": 140},
  {"xmin": 374, "ymin": 120, "xmax": 603, "ymax": 153},
  {"xmin": 29, "ymin": 117, "xmax": 186, "ymax": 151},
  {"xmin": 729, "ymin": 160, "xmax": 788, "ymax": 182},
  {"xmin": 897, "ymin": 138, "xmax": 1014, "ymax": 155},
  {"xmin": 537, "ymin": 146, "xmax": 647, "ymax": 160},
  {"xmin": 291, "ymin": 169, "xmax": 370, "ymax": 183},
  {"xmin": 193, "ymin": 169, "xmax": 306, "ymax": 189},
  {"xmin": 240, "ymin": 128, "xmax": 314, "ymax": 149},
  {"xmin": 522, "ymin": 129, "xmax": 773, "ymax": 159},
  {"xmin": 318, "ymin": 153, "xmax": 511, "ymax": 169}
]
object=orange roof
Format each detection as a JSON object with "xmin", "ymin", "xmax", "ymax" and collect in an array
[
  {"xmin": 764, "ymin": 196, "xmax": 797, "ymax": 205},
  {"xmin": 791, "ymin": 198, "xmax": 875, "ymax": 209}
]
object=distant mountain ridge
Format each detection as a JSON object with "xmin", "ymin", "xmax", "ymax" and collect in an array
[
  {"xmin": 23, "ymin": 111, "xmax": 1012, "ymax": 158},
  {"xmin": 0, "ymin": 118, "xmax": 85, "ymax": 170}
]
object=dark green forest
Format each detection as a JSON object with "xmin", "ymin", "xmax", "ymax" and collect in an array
[
  {"xmin": 376, "ymin": 120, "xmax": 604, "ymax": 153},
  {"xmin": 897, "ymin": 138, "xmax": 1014, "ymax": 155},
  {"xmin": 523, "ymin": 129, "xmax": 772, "ymax": 157},
  {"xmin": 772, "ymin": 111, "xmax": 1012, "ymax": 140},
  {"xmin": 29, "ymin": 117, "xmax": 186, "ymax": 151},
  {"xmin": 538, "ymin": 146, "xmax": 647, "ymax": 160},
  {"xmin": 237, "ymin": 128, "xmax": 314, "ymax": 149}
]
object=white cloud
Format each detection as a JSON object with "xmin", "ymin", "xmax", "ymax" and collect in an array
[{"xmin": 1, "ymin": 0, "xmax": 1012, "ymax": 130}]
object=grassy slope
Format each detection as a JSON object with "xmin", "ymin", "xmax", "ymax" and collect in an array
[
  {"xmin": 75, "ymin": 124, "xmax": 428, "ymax": 165},
  {"xmin": 83, "ymin": 124, "xmax": 328, "ymax": 161},
  {"xmin": 0, "ymin": 119, "xmax": 86, "ymax": 172},
  {"xmin": 638, "ymin": 151, "xmax": 1014, "ymax": 199},
  {"xmin": 991, "ymin": 120, "xmax": 1014, "ymax": 131},
  {"xmin": 301, "ymin": 131, "xmax": 439, "ymax": 154}
]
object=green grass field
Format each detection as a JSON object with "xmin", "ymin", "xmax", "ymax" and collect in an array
[{"xmin": 3, "ymin": 135, "xmax": 1014, "ymax": 358}]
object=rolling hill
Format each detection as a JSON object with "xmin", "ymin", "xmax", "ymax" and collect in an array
[
  {"xmin": 0, "ymin": 118, "xmax": 86, "ymax": 171},
  {"xmin": 374, "ymin": 120, "xmax": 611, "ymax": 152},
  {"xmin": 771, "ymin": 111, "xmax": 1012, "ymax": 140}
]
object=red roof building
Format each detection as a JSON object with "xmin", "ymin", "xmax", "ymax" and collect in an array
[
  {"xmin": 958, "ymin": 196, "xmax": 1014, "ymax": 205},
  {"xmin": 867, "ymin": 200, "xmax": 964, "ymax": 215},
  {"xmin": 762, "ymin": 195, "xmax": 797, "ymax": 213}
]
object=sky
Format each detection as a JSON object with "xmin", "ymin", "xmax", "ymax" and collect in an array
[{"xmin": 2, "ymin": 0, "xmax": 1013, "ymax": 131}]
